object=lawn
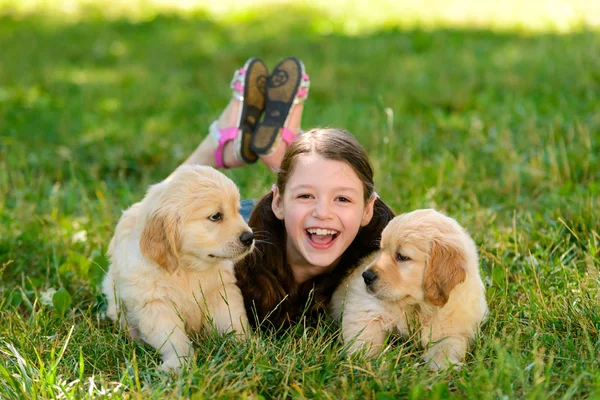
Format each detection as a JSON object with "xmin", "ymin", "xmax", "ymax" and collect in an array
[{"xmin": 0, "ymin": 1, "xmax": 599, "ymax": 398}]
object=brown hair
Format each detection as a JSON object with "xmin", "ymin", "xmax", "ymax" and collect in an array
[{"xmin": 235, "ymin": 128, "xmax": 395, "ymax": 330}]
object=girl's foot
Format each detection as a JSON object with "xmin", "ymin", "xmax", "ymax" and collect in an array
[{"xmin": 250, "ymin": 57, "xmax": 310, "ymax": 170}]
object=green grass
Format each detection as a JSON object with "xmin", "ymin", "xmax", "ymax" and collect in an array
[{"xmin": 1, "ymin": 1, "xmax": 599, "ymax": 398}]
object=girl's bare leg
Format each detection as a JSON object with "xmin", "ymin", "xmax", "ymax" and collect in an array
[
  {"xmin": 180, "ymin": 98, "xmax": 244, "ymax": 169},
  {"xmin": 179, "ymin": 79, "xmax": 305, "ymax": 173}
]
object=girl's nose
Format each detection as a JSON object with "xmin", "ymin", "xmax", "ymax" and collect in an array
[{"xmin": 312, "ymin": 199, "xmax": 332, "ymax": 219}]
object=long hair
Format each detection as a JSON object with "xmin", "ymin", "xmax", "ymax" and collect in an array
[{"xmin": 235, "ymin": 128, "xmax": 395, "ymax": 329}]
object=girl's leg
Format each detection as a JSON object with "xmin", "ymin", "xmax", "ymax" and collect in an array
[
  {"xmin": 181, "ymin": 98, "xmax": 244, "ymax": 168},
  {"xmin": 183, "ymin": 97, "xmax": 303, "ymax": 172},
  {"xmin": 179, "ymin": 57, "xmax": 308, "ymax": 173},
  {"xmin": 180, "ymin": 58, "xmax": 269, "ymax": 172}
]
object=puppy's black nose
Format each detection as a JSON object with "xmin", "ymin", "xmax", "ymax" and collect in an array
[
  {"xmin": 362, "ymin": 270, "xmax": 378, "ymax": 286},
  {"xmin": 239, "ymin": 231, "xmax": 254, "ymax": 247}
]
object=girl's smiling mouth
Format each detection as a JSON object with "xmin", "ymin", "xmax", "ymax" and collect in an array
[{"xmin": 305, "ymin": 228, "xmax": 340, "ymax": 249}]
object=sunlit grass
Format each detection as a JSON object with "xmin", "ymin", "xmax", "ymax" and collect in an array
[{"xmin": 1, "ymin": 0, "xmax": 599, "ymax": 33}]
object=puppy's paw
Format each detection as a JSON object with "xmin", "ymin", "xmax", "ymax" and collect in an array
[
  {"xmin": 129, "ymin": 328, "xmax": 141, "ymax": 340},
  {"xmin": 159, "ymin": 356, "xmax": 184, "ymax": 374},
  {"xmin": 423, "ymin": 336, "xmax": 467, "ymax": 371},
  {"xmin": 230, "ymin": 319, "xmax": 251, "ymax": 339},
  {"xmin": 425, "ymin": 356, "xmax": 448, "ymax": 371},
  {"xmin": 423, "ymin": 349, "xmax": 463, "ymax": 371},
  {"xmin": 346, "ymin": 339, "xmax": 383, "ymax": 358}
]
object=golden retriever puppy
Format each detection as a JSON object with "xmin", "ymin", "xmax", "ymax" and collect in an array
[
  {"xmin": 102, "ymin": 165, "xmax": 254, "ymax": 372},
  {"xmin": 331, "ymin": 209, "xmax": 487, "ymax": 370}
]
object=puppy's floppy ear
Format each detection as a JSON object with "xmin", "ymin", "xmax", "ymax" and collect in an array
[
  {"xmin": 423, "ymin": 238, "xmax": 466, "ymax": 307},
  {"xmin": 140, "ymin": 208, "xmax": 181, "ymax": 273}
]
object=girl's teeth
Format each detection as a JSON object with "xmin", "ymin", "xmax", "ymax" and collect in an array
[{"xmin": 308, "ymin": 228, "xmax": 337, "ymax": 235}]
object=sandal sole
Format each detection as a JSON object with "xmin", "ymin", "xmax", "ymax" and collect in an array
[
  {"xmin": 238, "ymin": 58, "xmax": 269, "ymax": 164},
  {"xmin": 250, "ymin": 57, "xmax": 303, "ymax": 155}
]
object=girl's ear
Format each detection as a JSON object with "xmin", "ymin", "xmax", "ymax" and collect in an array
[
  {"xmin": 361, "ymin": 194, "xmax": 376, "ymax": 227},
  {"xmin": 271, "ymin": 186, "xmax": 285, "ymax": 220}
]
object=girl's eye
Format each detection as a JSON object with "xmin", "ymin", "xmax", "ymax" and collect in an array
[
  {"xmin": 208, "ymin": 212, "xmax": 222, "ymax": 222},
  {"xmin": 297, "ymin": 194, "xmax": 312, "ymax": 199},
  {"xmin": 396, "ymin": 252, "xmax": 410, "ymax": 262},
  {"xmin": 336, "ymin": 196, "xmax": 351, "ymax": 203}
]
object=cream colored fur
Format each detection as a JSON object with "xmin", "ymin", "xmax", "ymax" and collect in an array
[
  {"xmin": 331, "ymin": 209, "xmax": 487, "ymax": 370},
  {"xmin": 102, "ymin": 165, "xmax": 253, "ymax": 372}
]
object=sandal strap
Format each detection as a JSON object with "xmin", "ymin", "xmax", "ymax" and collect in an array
[
  {"xmin": 281, "ymin": 127, "xmax": 297, "ymax": 146},
  {"xmin": 210, "ymin": 121, "xmax": 240, "ymax": 169}
]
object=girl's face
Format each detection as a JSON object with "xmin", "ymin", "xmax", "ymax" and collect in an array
[{"xmin": 271, "ymin": 153, "xmax": 375, "ymax": 280}]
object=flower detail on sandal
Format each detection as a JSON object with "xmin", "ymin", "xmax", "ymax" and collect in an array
[{"xmin": 294, "ymin": 73, "xmax": 310, "ymax": 104}]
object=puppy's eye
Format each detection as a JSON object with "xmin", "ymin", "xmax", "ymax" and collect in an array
[
  {"xmin": 396, "ymin": 252, "xmax": 410, "ymax": 262},
  {"xmin": 208, "ymin": 212, "xmax": 222, "ymax": 222}
]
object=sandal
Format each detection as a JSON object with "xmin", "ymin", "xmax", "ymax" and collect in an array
[
  {"xmin": 250, "ymin": 57, "xmax": 310, "ymax": 155},
  {"xmin": 211, "ymin": 58, "xmax": 269, "ymax": 168}
]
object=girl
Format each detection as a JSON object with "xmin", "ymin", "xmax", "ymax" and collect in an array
[{"xmin": 181, "ymin": 57, "xmax": 395, "ymax": 329}]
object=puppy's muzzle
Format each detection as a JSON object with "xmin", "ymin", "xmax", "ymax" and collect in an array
[
  {"xmin": 362, "ymin": 269, "xmax": 378, "ymax": 286},
  {"xmin": 239, "ymin": 231, "xmax": 254, "ymax": 247}
]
